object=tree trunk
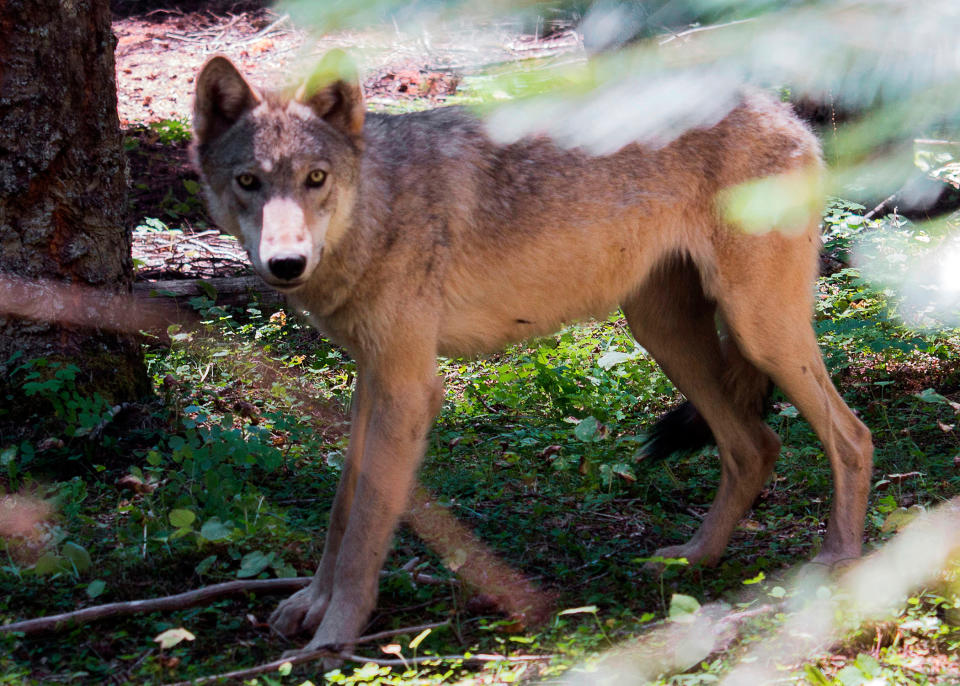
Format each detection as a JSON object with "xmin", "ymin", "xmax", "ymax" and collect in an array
[{"xmin": 0, "ymin": 0, "xmax": 149, "ymax": 433}]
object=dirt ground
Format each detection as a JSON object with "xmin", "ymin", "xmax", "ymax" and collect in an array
[{"xmin": 113, "ymin": 4, "xmax": 581, "ymax": 125}]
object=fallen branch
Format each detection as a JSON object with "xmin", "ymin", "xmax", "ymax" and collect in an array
[
  {"xmin": 0, "ymin": 577, "xmax": 310, "ymax": 635},
  {"xmin": 343, "ymin": 620, "xmax": 449, "ymax": 646},
  {"xmin": 166, "ymin": 626, "xmax": 551, "ymax": 686},
  {"xmin": 659, "ymin": 17, "xmax": 755, "ymax": 45},
  {"xmin": 385, "ymin": 568, "xmax": 460, "ymax": 587},
  {"xmin": 864, "ymin": 192, "xmax": 898, "ymax": 220},
  {"xmin": 0, "ymin": 568, "xmax": 457, "ymax": 636}
]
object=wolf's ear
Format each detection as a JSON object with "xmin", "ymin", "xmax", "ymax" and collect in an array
[
  {"xmin": 298, "ymin": 50, "xmax": 365, "ymax": 140},
  {"xmin": 194, "ymin": 56, "xmax": 261, "ymax": 145}
]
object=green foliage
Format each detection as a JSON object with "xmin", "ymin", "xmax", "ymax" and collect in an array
[
  {"xmin": 16, "ymin": 360, "xmax": 113, "ymax": 439},
  {"xmin": 434, "ymin": 315, "xmax": 671, "ymax": 494},
  {"xmin": 160, "ymin": 178, "xmax": 204, "ymax": 219},
  {"xmin": 146, "ymin": 407, "xmax": 285, "ymax": 513},
  {"xmin": 31, "ymin": 540, "xmax": 92, "ymax": 578},
  {"xmin": 149, "ymin": 118, "xmax": 192, "ymax": 145},
  {"xmin": 815, "ymin": 199, "xmax": 957, "ymax": 376}
]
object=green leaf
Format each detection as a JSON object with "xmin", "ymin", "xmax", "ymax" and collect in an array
[
  {"xmin": 195, "ymin": 555, "xmax": 217, "ymax": 576},
  {"xmin": 881, "ymin": 506, "xmax": 923, "ymax": 533},
  {"xmin": 778, "ymin": 404, "xmax": 799, "ymax": 418},
  {"xmin": 915, "ymin": 388, "xmax": 960, "ymax": 412},
  {"xmin": 573, "ymin": 416, "xmax": 601, "ymax": 442},
  {"xmin": 443, "ymin": 548, "xmax": 468, "ymax": 572},
  {"xmin": 803, "ymin": 664, "xmax": 832, "ymax": 686},
  {"xmin": 196, "ymin": 280, "xmax": 218, "ymax": 301},
  {"xmin": 33, "ymin": 553, "xmax": 68, "ymax": 576},
  {"xmin": 611, "ymin": 463, "xmax": 635, "ymax": 482},
  {"xmin": 743, "ymin": 571, "xmax": 765, "ymax": 585},
  {"xmin": 836, "ymin": 666, "xmax": 867, "ymax": 686},
  {"xmin": 170, "ymin": 527, "xmax": 193, "ymax": 541},
  {"xmin": 854, "ymin": 654, "xmax": 880, "ymax": 677},
  {"xmin": 237, "ymin": 550, "xmax": 274, "ymax": 578},
  {"xmin": 558, "ymin": 605, "xmax": 599, "ymax": 616},
  {"xmin": 86, "ymin": 579, "xmax": 106, "ymax": 599},
  {"xmin": 668, "ymin": 593, "xmax": 701, "ymax": 623},
  {"xmin": 199, "ymin": 517, "xmax": 232, "ymax": 541},
  {"xmin": 153, "ymin": 627, "xmax": 196, "ymax": 650},
  {"xmin": 597, "ymin": 350, "xmax": 636, "ymax": 370},
  {"xmin": 272, "ymin": 562, "xmax": 298, "ymax": 578},
  {"xmin": 169, "ymin": 509, "xmax": 196, "ymax": 529},
  {"xmin": 61, "ymin": 542, "xmax": 91, "ymax": 573},
  {"xmin": 0, "ymin": 446, "xmax": 16, "ymax": 466},
  {"xmin": 278, "ymin": 661, "xmax": 293, "ymax": 676},
  {"xmin": 182, "ymin": 179, "xmax": 200, "ymax": 195}
]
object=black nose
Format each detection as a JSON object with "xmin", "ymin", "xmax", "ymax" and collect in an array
[{"xmin": 267, "ymin": 255, "xmax": 307, "ymax": 281}]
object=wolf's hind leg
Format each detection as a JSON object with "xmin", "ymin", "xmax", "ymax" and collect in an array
[
  {"xmin": 270, "ymin": 371, "xmax": 373, "ymax": 636},
  {"xmin": 623, "ymin": 256, "xmax": 780, "ymax": 566},
  {"xmin": 713, "ymin": 234, "xmax": 873, "ymax": 567}
]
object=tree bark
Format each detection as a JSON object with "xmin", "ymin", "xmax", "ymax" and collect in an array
[{"xmin": 0, "ymin": 0, "xmax": 149, "ymax": 433}]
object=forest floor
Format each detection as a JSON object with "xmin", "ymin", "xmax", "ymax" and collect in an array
[{"xmin": 1, "ymin": 3, "xmax": 960, "ymax": 686}]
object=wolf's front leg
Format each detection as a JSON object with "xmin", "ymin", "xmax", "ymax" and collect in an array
[
  {"xmin": 270, "ymin": 372, "xmax": 373, "ymax": 636},
  {"xmin": 299, "ymin": 352, "xmax": 443, "ymax": 652}
]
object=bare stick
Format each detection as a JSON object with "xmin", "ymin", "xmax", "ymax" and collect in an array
[
  {"xmin": 351, "ymin": 620, "xmax": 450, "ymax": 646},
  {"xmin": 165, "ymin": 640, "xmax": 552, "ymax": 686},
  {"xmin": 864, "ymin": 192, "xmax": 898, "ymax": 220},
  {"xmin": 658, "ymin": 18, "xmax": 755, "ymax": 45},
  {"xmin": 0, "ymin": 569, "xmax": 455, "ymax": 636},
  {"xmin": 0, "ymin": 578, "xmax": 310, "ymax": 635}
]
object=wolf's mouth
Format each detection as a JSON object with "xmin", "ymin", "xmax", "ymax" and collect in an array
[{"xmin": 263, "ymin": 277, "xmax": 307, "ymax": 292}]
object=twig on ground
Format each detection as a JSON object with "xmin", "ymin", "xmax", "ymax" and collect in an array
[
  {"xmin": 144, "ymin": 7, "xmax": 184, "ymax": 18},
  {"xmin": 0, "ymin": 568, "xmax": 457, "ymax": 636},
  {"xmin": 232, "ymin": 14, "xmax": 293, "ymax": 47},
  {"xmin": 864, "ymin": 192, "xmax": 898, "ymax": 220},
  {"xmin": 165, "ymin": 13, "xmax": 240, "ymax": 45},
  {"xmin": 165, "ymin": 630, "xmax": 551, "ymax": 686},
  {"xmin": 0, "ymin": 578, "xmax": 310, "ymax": 635},
  {"xmin": 351, "ymin": 620, "xmax": 450, "ymax": 646},
  {"xmin": 658, "ymin": 18, "xmax": 755, "ymax": 45}
]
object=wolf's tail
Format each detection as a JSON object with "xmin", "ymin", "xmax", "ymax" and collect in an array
[{"xmin": 641, "ymin": 338, "xmax": 771, "ymax": 460}]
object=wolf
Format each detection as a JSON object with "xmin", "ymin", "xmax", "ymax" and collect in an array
[{"xmin": 192, "ymin": 52, "xmax": 873, "ymax": 653}]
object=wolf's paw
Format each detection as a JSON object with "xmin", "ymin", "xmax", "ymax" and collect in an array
[
  {"xmin": 809, "ymin": 549, "xmax": 860, "ymax": 572},
  {"xmin": 796, "ymin": 550, "xmax": 859, "ymax": 586},
  {"xmin": 644, "ymin": 543, "xmax": 718, "ymax": 573},
  {"xmin": 269, "ymin": 586, "xmax": 330, "ymax": 637},
  {"xmin": 278, "ymin": 619, "xmax": 358, "ymax": 671}
]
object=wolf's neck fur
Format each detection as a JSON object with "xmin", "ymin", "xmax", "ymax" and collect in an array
[{"xmin": 289, "ymin": 107, "xmax": 487, "ymax": 351}]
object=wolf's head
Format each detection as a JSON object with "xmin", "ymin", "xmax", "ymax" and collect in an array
[{"xmin": 192, "ymin": 52, "xmax": 364, "ymax": 290}]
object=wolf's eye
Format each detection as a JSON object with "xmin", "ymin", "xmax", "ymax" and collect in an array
[
  {"xmin": 306, "ymin": 169, "xmax": 327, "ymax": 188},
  {"xmin": 236, "ymin": 173, "xmax": 260, "ymax": 191}
]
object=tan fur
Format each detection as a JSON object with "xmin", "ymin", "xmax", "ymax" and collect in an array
[{"xmin": 192, "ymin": 53, "xmax": 873, "ymax": 653}]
